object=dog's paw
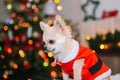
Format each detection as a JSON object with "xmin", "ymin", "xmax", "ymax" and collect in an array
[{"xmin": 73, "ymin": 58, "xmax": 85, "ymax": 68}]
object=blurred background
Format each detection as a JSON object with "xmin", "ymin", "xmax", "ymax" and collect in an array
[{"xmin": 0, "ymin": 0, "xmax": 120, "ymax": 80}]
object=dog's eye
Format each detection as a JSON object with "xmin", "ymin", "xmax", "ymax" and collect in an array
[{"xmin": 49, "ymin": 40, "xmax": 55, "ymax": 44}]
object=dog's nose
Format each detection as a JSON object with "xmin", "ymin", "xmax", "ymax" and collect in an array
[{"xmin": 43, "ymin": 46, "xmax": 47, "ymax": 51}]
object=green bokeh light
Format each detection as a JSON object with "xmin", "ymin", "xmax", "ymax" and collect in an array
[
  {"xmin": 43, "ymin": 62, "xmax": 49, "ymax": 67},
  {"xmin": 0, "ymin": 46, "xmax": 3, "ymax": 51}
]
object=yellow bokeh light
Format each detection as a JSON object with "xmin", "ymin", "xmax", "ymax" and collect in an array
[
  {"xmin": 92, "ymin": 50, "xmax": 96, "ymax": 53},
  {"xmin": 48, "ymin": 52, "xmax": 53, "ymax": 57},
  {"xmin": 4, "ymin": 25, "xmax": 9, "ymax": 31},
  {"xmin": 54, "ymin": 0, "xmax": 60, "ymax": 4},
  {"xmin": 57, "ymin": 5, "xmax": 62, "ymax": 11},
  {"xmin": 100, "ymin": 44, "xmax": 104, "ymax": 49},
  {"xmin": 86, "ymin": 36, "xmax": 91, "ymax": 41},
  {"xmin": 19, "ymin": 50, "xmax": 25, "ymax": 58},
  {"xmin": 7, "ymin": 4, "xmax": 12, "ymax": 10}
]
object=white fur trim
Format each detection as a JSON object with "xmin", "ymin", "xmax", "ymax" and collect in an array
[
  {"xmin": 95, "ymin": 69, "xmax": 112, "ymax": 80},
  {"xmin": 62, "ymin": 40, "xmax": 79, "ymax": 63}
]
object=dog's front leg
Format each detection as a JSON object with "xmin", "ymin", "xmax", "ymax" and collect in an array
[
  {"xmin": 62, "ymin": 71, "xmax": 70, "ymax": 80},
  {"xmin": 73, "ymin": 58, "xmax": 85, "ymax": 80}
]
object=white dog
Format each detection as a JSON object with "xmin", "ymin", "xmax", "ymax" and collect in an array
[{"xmin": 40, "ymin": 17, "xmax": 111, "ymax": 80}]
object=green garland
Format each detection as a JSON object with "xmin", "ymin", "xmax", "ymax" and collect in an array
[{"xmin": 86, "ymin": 30, "xmax": 120, "ymax": 53}]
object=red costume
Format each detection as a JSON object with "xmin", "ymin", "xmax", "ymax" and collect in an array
[{"xmin": 57, "ymin": 45, "xmax": 111, "ymax": 80}]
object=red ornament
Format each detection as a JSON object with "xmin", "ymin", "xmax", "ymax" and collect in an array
[
  {"xmin": 23, "ymin": 60, "xmax": 31, "ymax": 69},
  {"xmin": 27, "ymin": 9, "xmax": 33, "ymax": 15},
  {"xmin": 22, "ymin": 0, "xmax": 27, "ymax": 5},
  {"xmin": 35, "ymin": 41, "xmax": 41, "ymax": 48},
  {"xmin": 4, "ymin": 37, "xmax": 10, "ymax": 43},
  {"xmin": 101, "ymin": 10, "xmax": 118, "ymax": 19},
  {"xmin": 24, "ymin": 45, "xmax": 33, "ymax": 50},
  {"xmin": 19, "ymin": 34, "xmax": 26, "ymax": 42}
]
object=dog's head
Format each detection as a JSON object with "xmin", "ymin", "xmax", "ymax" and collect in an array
[{"xmin": 40, "ymin": 17, "xmax": 72, "ymax": 54}]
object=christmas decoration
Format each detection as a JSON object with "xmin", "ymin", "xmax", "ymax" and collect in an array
[
  {"xmin": 101, "ymin": 10, "xmax": 118, "ymax": 19},
  {"xmin": 86, "ymin": 30, "xmax": 120, "ymax": 53},
  {"xmin": 44, "ymin": 0, "xmax": 56, "ymax": 15},
  {"xmin": 81, "ymin": 0, "xmax": 100, "ymax": 21},
  {"xmin": 0, "ymin": 0, "xmax": 65, "ymax": 80}
]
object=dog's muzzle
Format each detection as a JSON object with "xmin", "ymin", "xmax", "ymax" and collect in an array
[{"xmin": 43, "ymin": 46, "xmax": 55, "ymax": 52}]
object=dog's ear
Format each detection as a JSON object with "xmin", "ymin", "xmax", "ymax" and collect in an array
[
  {"xmin": 40, "ymin": 22, "xmax": 47, "ymax": 31},
  {"xmin": 54, "ymin": 18, "xmax": 72, "ymax": 37},
  {"xmin": 54, "ymin": 18, "xmax": 64, "ymax": 33}
]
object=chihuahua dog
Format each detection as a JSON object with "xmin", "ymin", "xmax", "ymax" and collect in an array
[{"xmin": 40, "ymin": 17, "xmax": 111, "ymax": 80}]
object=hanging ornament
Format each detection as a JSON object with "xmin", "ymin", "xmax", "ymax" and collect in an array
[
  {"xmin": 26, "ymin": 2, "xmax": 31, "ymax": 8},
  {"xmin": 33, "ymin": 31, "xmax": 39, "ymax": 38},
  {"xmin": 27, "ymin": 26, "xmax": 32, "ymax": 38},
  {"xmin": 8, "ymin": 30, "xmax": 13, "ymax": 41},
  {"xmin": 44, "ymin": 0, "xmax": 56, "ymax": 15}
]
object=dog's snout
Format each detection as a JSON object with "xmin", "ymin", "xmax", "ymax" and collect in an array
[{"xmin": 43, "ymin": 46, "xmax": 47, "ymax": 51}]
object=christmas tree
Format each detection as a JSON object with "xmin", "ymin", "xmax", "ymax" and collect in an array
[{"xmin": 0, "ymin": 0, "xmax": 63, "ymax": 80}]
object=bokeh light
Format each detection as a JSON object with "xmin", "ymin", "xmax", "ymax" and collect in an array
[
  {"xmin": 4, "ymin": 25, "xmax": 9, "ymax": 31},
  {"xmin": 3, "ymin": 73, "xmax": 8, "ymax": 79},
  {"xmin": 50, "ymin": 70, "xmax": 57, "ymax": 78},
  {"xmin": 28, "ymin": 39, "xmax": 33, "ymax": 45},
  {"xmin": 51, "ymin": 62, "xmax": 56, "ymax": 67},
  {"xmin": 38, "ymin": 50, "xmax": 46, "ymax": 58},
  {"xmin": 14, "ymin": 25, "xmax": 19, "ymax": 30},
  {"xmin": 48, "ymin": 52, "xmax": 53, "ymax": 57},
  {"xmin": 86, "ymin": 36, "xmax": 91, "ymax": 41},
  {"xmin": 57, "ymin": 5, "xmax": 62, "ymax": 11},
  {"xmin": 54, "ymin": 0, "xmax": 60, "ymax": 4},
  {"xmin": 7, "ymin": 4, "xmax": 12, "ymax": 10},
  {"xmin": 19, "ymin": 50, "xmax": 25, "ymax": 58},
  {"xmin": 43, "ymin": 62, "xmax": 49, "ymax": 67}
]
